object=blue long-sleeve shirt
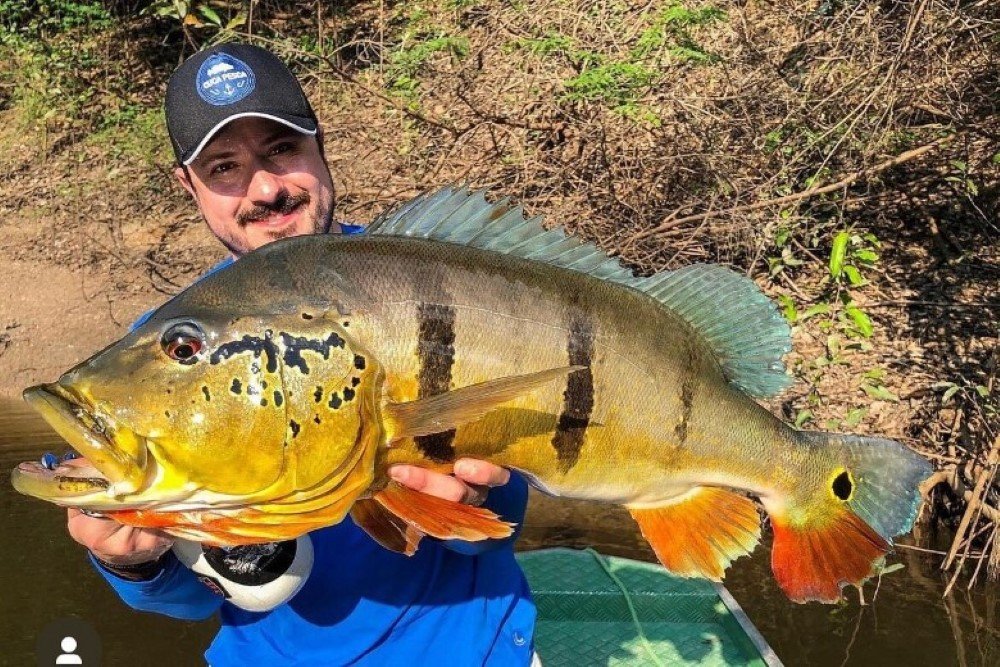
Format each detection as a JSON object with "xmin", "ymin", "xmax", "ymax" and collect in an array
[
  {"xmin": 94, "ymin": 477, "xmax": 534, "ymax": 665},
  {"xmin": 93, "ymin": 222, "xmax": 536, "ymax": 665}
]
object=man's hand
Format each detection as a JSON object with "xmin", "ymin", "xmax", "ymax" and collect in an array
[
  {"xmin": 62, "ymin": 459, "xmax": 174, "ymax": 567},
  {"xmin": 389, "ymin": 459, "xmax": 510, "ymax": 507}
]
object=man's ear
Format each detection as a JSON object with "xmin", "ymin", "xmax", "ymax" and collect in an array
[{"xmin": 174, "ymin": 165, "xmax": 196, "ymax": 199}]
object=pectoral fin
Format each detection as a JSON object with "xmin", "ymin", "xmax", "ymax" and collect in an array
[
  {"xmin": 629, "ymin": 487, "xmax": 761, "ymax": 581},
  {"xmin": 351, "ymin": 498, "xmax": 423, "ymax": 555},
  {"xmin": 384, "ymin": 366, "xmax": 583, "ymax": 440},
  {"xmin": 372, "ymin": 481, "xmax": 514, "ymax": 542}
]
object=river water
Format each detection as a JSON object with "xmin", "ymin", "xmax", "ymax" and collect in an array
[{"xmin": 1, "ymin": 399, "xmax": 996, "ymax": 665}]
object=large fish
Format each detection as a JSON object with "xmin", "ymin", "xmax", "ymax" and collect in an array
[{"xmin": 12, "ymin": 186, "xmax": 931, "ymax": 603}]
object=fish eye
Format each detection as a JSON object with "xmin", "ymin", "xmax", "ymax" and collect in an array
[{"xmin": 161, "ymin": 323, "xmax": 206, "ymax": 364}]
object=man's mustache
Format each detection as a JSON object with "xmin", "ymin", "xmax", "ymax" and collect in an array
[{"xmin": 238, "ymin": 192, "xmax": 310, "ymax": 226}]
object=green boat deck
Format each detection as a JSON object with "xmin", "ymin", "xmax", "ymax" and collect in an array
[{"xmin": 515, "ymin": 548, "xmax": 781, "ymax": 666}]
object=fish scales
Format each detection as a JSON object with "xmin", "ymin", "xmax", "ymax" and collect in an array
[{"xmin": 244, "ymin": 235, "xmax": 796, "ymax": 504}]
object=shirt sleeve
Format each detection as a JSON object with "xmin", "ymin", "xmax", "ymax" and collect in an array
[
  {"xmin": 90, "ymin": 551, "xmax": 223, "ymax": 621},
  {"xmin": 439, "ymin": 471, "xmax": 529, "ymax": 556}
]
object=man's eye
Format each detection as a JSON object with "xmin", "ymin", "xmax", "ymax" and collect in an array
[
  {"xmin": 269, "ymin": 142, "xmax": 294, "ymax": 157},
  {"xmin": 210, "ymin": 162, "xmax": 238, "ymax": 176}
]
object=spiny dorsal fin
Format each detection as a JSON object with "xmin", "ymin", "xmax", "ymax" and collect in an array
[
  {"xmin": 368, "ymin": 185, "xmax": 637, "ymax": 282},
  {"xmin": 369, "ymin": 185, "xmax": 792, "ymax": 397}
]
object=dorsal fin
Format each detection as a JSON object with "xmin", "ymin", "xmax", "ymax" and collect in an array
[
  {"xmin": 368, "ymin": 185, "xmax": 792, "ymax": 397},
  {"xmin": 636, "ymin": 266, "xmax": 792, "ymax": 396}
]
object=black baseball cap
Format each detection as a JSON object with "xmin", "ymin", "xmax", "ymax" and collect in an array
[{"xmin": 165, "ymin": 43, "xmax": 318, "ymax": 165}]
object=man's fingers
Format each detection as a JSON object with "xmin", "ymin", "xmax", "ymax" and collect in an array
[
  {"xmin": 389, "ymin": 465, "xmax": 473, "ymax": 503},
  {"xmin": 453, "ymin": 459, "xmax": 510, "ymax": 487}
]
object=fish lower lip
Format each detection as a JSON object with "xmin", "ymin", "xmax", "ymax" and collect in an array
[
  {"xmin": 12, "ymin": 460, "xmax": 110, "ymax": 498},
  {"xmin": 21, "ymin": 384, "xmax": 146, "ymax": 493}
]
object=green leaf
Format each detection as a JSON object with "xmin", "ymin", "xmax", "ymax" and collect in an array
[
  {"xmin": 826, "ymin": 335, "xmax": 840, "ymax": 359},
  {"xmin": 778, "ymin": 295, "xmax": 798, "ymax": 323},
  {"xmin": 800, "ymin": 303, "xmax": 830, "ymax": 321},
  {"xmin": 226, "ymin": 12, "xmax": 247, "ymax": 29},
  {"xmin": 879, "ymin": 562, "xmax": 905, "ymax": 575},
  {"xmin": 862, "ymin": 232, "xmax": 881, "ymax": 248},
  {"xmin": 864, "ymin": 384, "xmax": 899, "ymax": 402},
  {"xmin": 199, "ymin": 5, "xmax": 222, "ymax": 25},
  {"xmin": 845, "ymin": 305, "xmax": 874, "ymax": 337},
  {"xmin": 854, "ymin": 249, "xmax": 879, "ymax": 264},
  {"xmin": 829, "ymin": 231, "xmax": 849, "ymax": 279},
  {"xmin": 794, "ymin": 410, "xmax": 814, "ymax": 428},
  {"xmin": 843, "ymin": 265, "xmax": 864, "ymax": 286},
  {"xmin": 863, "ymin": 368, "xmax": 885, "ymax": 381},
  {"xmin": 845, "ymin": 407, "xmax": 866, "ymax": 427},
  {"xmin": 976, "ymin": 385, "xmax": 990, "ymax": 399},
  {"xmin": 942, "ymin": 384, "xmax": 960, "ymax": 403}
]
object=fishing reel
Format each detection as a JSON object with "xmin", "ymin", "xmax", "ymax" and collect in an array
[{"xmin": 172, "ymin": 535, "xmax": 315, "ymax": 612}]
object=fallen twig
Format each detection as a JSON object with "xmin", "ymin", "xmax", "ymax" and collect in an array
[{"xmin": 633, "ymin": 135, "xmax": 955, "ymax": 240}]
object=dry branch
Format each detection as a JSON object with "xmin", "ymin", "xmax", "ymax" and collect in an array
[{"xmin": 634, "ymin": 134, "xmax": 955, "ymax": 240}]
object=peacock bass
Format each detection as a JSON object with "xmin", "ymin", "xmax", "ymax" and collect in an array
[{"xmin": 12, "ymin": 186, "xmax": 932, "ymax": 603}]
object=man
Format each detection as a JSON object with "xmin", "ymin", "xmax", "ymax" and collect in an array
[{"xmin": 60, "ymin": 43, "xmax": 535, "ymax": 665}]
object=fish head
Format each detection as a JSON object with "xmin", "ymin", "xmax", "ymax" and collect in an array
[{"xmin": 13, "ymin": 305, "xmax": 384, "ymax": 521}]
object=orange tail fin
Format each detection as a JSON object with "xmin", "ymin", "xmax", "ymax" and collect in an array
[
  {"xmin": 770, "ymin": 507, "xmax": 889, "ymax": 603},
  {"xmin": 629, "ymin": 487, "xmax": 761, "ymax": 581},
  {"xmin": 372, "ymin": 481, "xmax": 514, "ymax": 542}
]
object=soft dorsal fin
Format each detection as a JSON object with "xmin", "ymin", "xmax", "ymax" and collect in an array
[
  {"xmin": 636, "ymin": 265, "xmax": 792, "ymax": 397},
  {"xmin": 368, "ymin": 185, "xmax": 792, "ymax": 397}
]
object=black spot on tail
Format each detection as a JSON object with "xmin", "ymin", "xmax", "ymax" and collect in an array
[
  {"xmin": 552, "ymin": 315, "xmax": 594, "ymax": 472},
  {"xmin": 230, "ymin": 379, "xmax": 242, "ymax": 395},
  {"xmin": 328, "ymin": 392, "xmax": 342, "ymax": 409},
  {"xmin": 833, "ymin": 471, "xmax": 853, "ymax": 501},
  {"xmin": 273, "ymin": 390, "xmax": 284, "ymax": 407},
  {"xmin": 201, "ymin": 386, "xmax": 211, "ymax": 402},
  {"xmin": 289, "ymin": 420, "xmax": 301, "ymax": 438},
  {"xmin": 314, "ymin": 386, "xmax": 324, "ymax": 403},
  {"xmin": 414, "ymin": 303, "xmax": 457, "ymax": 462}
]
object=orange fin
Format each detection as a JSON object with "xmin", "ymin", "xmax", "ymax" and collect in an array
[
  {"xmin": 372, "ymin": 481, "xmax": 514, "ymax": 542},
  {"xmin": 351, "ymin": 498, "xmax": 423, "ymax": 555},
  {"xmin": 384, "ymin": 366, "xmax": 582, "ymax": 439},
  {"xmin": 771, "ymin": 506, "xmax": 889, "ymax": 603},
  {"xmin": 629, "ymin": 487, "xmax": 761, "ymax": 581}
]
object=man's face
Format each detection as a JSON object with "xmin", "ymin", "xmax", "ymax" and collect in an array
[{"xmin": 175, "ymin": 117, "xmax": 335, "ymax": 256}]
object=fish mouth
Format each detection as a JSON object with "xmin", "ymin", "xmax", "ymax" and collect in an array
[{"xmin": 11, "ymin": 384, "xmax": 150, "ymax": 503}]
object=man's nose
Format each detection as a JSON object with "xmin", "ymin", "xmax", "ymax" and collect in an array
[{"xmin": 246, "ymin": 166, "xmax": 284, "ymax": 204}]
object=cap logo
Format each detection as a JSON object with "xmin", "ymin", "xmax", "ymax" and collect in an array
[{"xmin": 196, "ymin": 53, "xmax": 256, "ymax": 106}]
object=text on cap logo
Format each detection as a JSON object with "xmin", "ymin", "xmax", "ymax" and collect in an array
[{"xmin": 196, "ymin": 53, "xmax": 256, "ymax": 106}]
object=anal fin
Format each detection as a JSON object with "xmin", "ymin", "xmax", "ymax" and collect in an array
[
  {"xmin": 629, "ymin": 487, "xmax": 761, "ymax": 581},
  {"xmin": 372, "ymin": 481, "xmax": 514, "ymax": 542},
  {"xmin": 351, "ymin": 498, "xmax": 424, "ymax": 555}
]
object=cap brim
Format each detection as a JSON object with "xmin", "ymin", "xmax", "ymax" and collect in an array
[{"xmin": 182, "ymin": 112, "xmax": 318, "ymax": 165}]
